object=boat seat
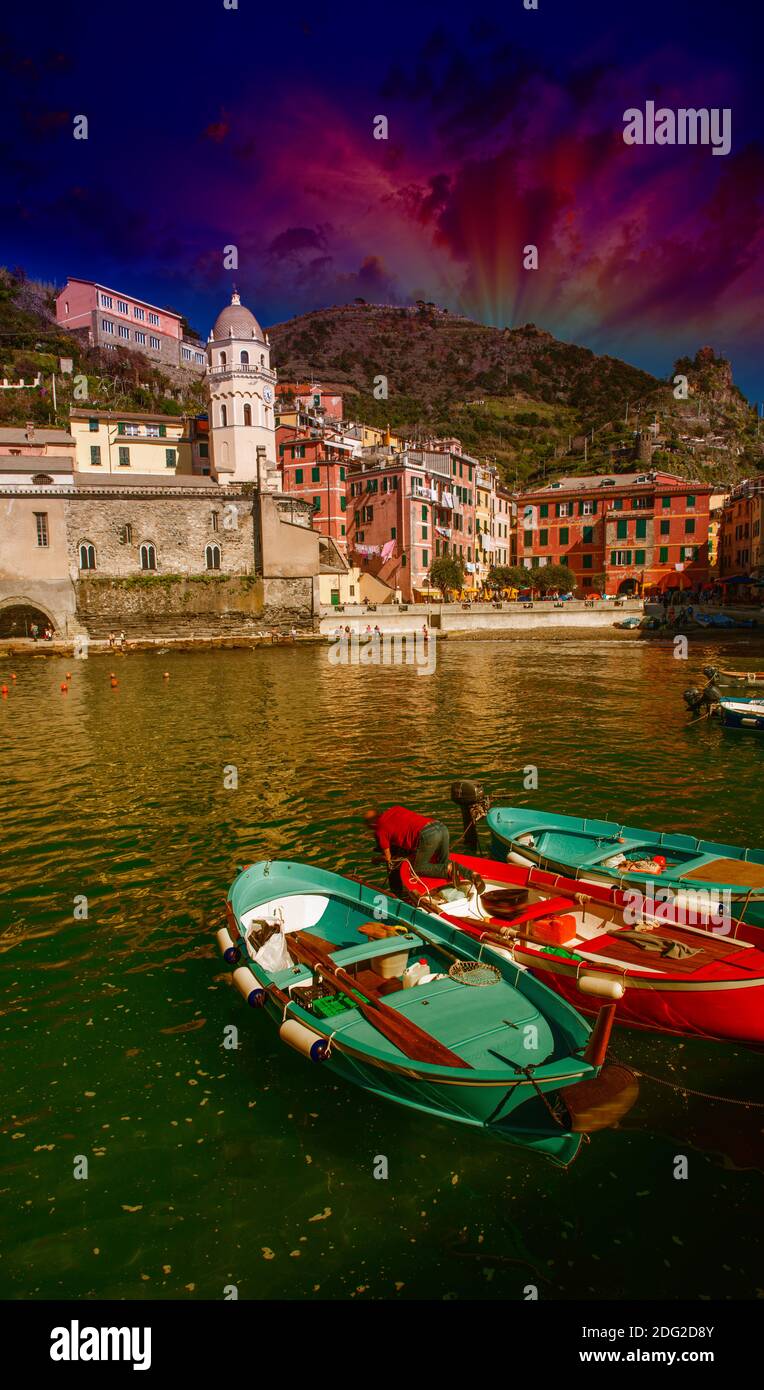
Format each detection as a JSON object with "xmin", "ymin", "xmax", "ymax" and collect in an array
[
  {"xmin": 271, "ymin": 963, "xmax": 313, "ymax": 990},
  {"xmin": 314, "ymin": 933, "xmax": 421, "ymax": 970}
]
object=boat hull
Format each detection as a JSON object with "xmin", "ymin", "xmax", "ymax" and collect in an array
[
  {"xmin": 397, "ymin": 852, "xmax": 764, "ymax": 1047},
  {"xmin": 221, "ymin": 860, "xmax": 630, "ymax": 1165},
  {"xmin": 487, "ymin": 806, "xmax": 764, "ymax": 936},
  {"xmin": 719, "ymin": 698, "xmax": 764, "ymax": 731},
  {"xmin": 259, "ymin": 989, "xmax": 585, "ymax": 1163}
]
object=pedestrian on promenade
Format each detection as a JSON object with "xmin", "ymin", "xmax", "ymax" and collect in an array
[
  {"xmin": 119, "ymin": 630, "xmax": 126, "ymax": 650},
  {"xmin": 30, "ymin": 622, "xmax": 38, "ymax": 642},
  {"xmin": 108, "ymin": 632, "xmax": 115, "ymax": 648}
]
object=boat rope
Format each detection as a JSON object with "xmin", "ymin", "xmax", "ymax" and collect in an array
[{"xmin": 610, "ymin": 1056, "xmax": 764, "ymax": 1108}]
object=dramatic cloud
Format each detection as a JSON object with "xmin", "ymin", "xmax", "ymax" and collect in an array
[{"xmin": 0, "ymin": 6, "xmax": 761, "ymax": 394}]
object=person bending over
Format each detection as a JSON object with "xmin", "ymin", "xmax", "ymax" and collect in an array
[{"xmin": 364, "ymin": 805, "xmax": 451, "ymax": 878}]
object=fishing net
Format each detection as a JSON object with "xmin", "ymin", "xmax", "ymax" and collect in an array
[{"xmin": 448, "ymin": 960, "xmax": 501, "ymax": 987}]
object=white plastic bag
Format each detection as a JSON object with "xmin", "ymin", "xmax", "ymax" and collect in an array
[{"xmin": 252, "ymin": 926, "xmax": 292, "ymax": 974}]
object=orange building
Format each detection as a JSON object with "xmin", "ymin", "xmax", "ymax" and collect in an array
[
  {"xmin": 719, "ymin": 476, "xmax": 764, "ymax": 580},
  {"xmin": 517, "ymin": 471, "xmax": 713, "ymax": 595},
  {"xmin": 277, "ymin": 424, "xmax": 354, "ymax": 551}
]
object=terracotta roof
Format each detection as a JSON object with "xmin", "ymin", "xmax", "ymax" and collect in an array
[
  {"xmin": 319, "ymin": 535, "xmax": 349, "ymax": 573},
  {"xmin": 523, "ymin": 471, "xmax": 703, "ymax": 496},
  {"xmin": 0, "ymin": 427, "xmax": 75, "ymax": 444},
  {"xmin": 72, "ymin": 472, "xmax": 221, "ymax": 489},
  {"xmin": 69, "ymin": 409, "xmax": 188, "ymax": 424},
  {"xmin": 0, "ymin": 456, "xmax": 74, "ymax": 473}
]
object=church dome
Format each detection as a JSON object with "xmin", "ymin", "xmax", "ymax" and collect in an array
[{"xmin": 211, "ymin": 291, "xmax": 265, "ymax": 341}]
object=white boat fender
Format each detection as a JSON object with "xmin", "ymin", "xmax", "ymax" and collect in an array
[
  {"xmin": 216, "ymin": 926, "xmax": 241, "ymax": 964},
  {"xmin": 232, "ymin": 964, "xmax": 266, "ymax": 1008},
  {"xmin": 577, "ymin": 971, "xmax": 625, "ymax": 1001},
  {"xmin": 279, "ymin": 1018, "xmax": 331, "ymax": 1062}
]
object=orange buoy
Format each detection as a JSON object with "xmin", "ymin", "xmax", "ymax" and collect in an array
[
  {"xmin": 10, "ymin": 673, "xmax": 16, "ymax": 681},
  {"xmin": 1, "ymin": 684, "xmax": 8, "ymax": 697},
  {"xmin": 60, "ymin": 682, "xmax": 68, "ymax": 693},
  {"xmin": 163, "ymin": 671, "xmax": 170, "ymax": 680},
  {"xmin": 110, "ymin": 677, "xmax": 118, "ymax": 688},
  {"xmin": 66, "ymin": 672, "xmax": 72, "ymax": 679}
]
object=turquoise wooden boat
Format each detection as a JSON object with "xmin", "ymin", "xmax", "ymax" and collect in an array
[
  {"xmin": 488, "ymin": 806, "xmax": 764, "ymax": 932},
  {"xmin": 218, "ymin": 860, "xmax": 637, "ymax": 1166}
]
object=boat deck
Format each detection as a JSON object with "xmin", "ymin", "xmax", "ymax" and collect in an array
[{"xmin": 679, "ymin": 859, "xmax": 764, "ymax": 887}]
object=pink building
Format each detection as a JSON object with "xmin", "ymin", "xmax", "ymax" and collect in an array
[
  {"xmin": 346, "ymin": 448, "xmax": 478, "ymax": 600},
  {"xmin": 277, "ymin": 382, "xmax": 344, "ymax": 421},
  {"xmin": 55, "ymin": 278, "xmax": 206, "ymax": 373}
]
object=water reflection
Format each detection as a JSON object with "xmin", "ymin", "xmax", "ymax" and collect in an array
[{"xmin": 1, "ymin": 636, "xmax": 763, "ymax": 1299}]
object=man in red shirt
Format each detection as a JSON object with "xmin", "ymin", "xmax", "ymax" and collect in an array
[{"xmin": 364, "ymin": 805, "xmax": 451, "ymax": 877}]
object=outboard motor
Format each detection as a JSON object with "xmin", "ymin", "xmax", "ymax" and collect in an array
[
  {"xmin": 702, "ymin": 666, "xmax": 719, "ymax": 682},
  {"xmin": 451, "ymin": 779, "xmax": 491, "ymax": 851},
  {"xmin": 684, "ymin": 684, "xmax": 721, "ymax": 715}
]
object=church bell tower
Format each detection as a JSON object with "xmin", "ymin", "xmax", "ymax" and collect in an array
[{"xmin": 207, "ymin": 291, "xmax": 280, "ymax": 488}]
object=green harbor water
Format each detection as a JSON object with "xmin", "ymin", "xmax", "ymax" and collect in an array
[{"xmin": 1, "ymin": 632, "xmax": 764, "ymax": 1302}]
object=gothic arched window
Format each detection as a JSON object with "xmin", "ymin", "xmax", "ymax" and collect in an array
[
  {"xmin": 240, "ymin": 350, "xmax": 249, "ymax": 365},
  {"xmin": 220, "ymin": 351, "xmax": 227, "ymax": 367},
  {"xmin": 243, "ymin": 403, "xmax": 252, "ymax": 426},
  {"xmin": 79, "ymin": 542, "xmax": 96, "ymax": 571},
  {"xmin": 140, "ymin": 542, "xmax": 157, "ymax": 571},
  {"xmin": 220, "ymin": 404, "xmax": 227, "ymax": 428},
  {"xmin": 205, "ymin": 544, "xmax": 221, "ymax": 571}
]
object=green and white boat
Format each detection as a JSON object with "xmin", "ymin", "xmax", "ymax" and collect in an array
[
  {"xmin": 218, "ymin": 860, "xmax": 637, "ymax": 1167},
  {"xmin": 488, "ymin": 806, "xmax": 764, "ymax": 932}
]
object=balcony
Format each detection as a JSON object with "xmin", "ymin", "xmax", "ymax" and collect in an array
[{"xmin": 208, "ymin": 363, "xmax": 277, "ymax": 382}]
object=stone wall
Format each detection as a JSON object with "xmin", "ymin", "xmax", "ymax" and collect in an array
[
  {"xmin": 75, "ymin": 574, "xmax": 265, "ymax": 637},
  {"xmin": 65, "ymin": 490, "xmax": 255, "ymax": 579},
  {"xmin": 318, "ymin": 598, "xmax": 644, "ymax": 635},
  {"xmin": 0, "ymin": 482, "xmax": 320, "ymax": 638},
  {"xmin": 75, "ymin": 574, "xmax": 318, "ymax": 636},
  {"xmin": 262, "ymin": 576, "xmax": 318, "ymax": 630}
]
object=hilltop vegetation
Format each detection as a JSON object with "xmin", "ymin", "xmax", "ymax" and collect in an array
[
  {"xmin": 0, "ymin": 271, "xmax": 760, "ymax": 489},
  {"xmin": 269, "ymin": 303, "xmax": 763, "ymax": 487}
]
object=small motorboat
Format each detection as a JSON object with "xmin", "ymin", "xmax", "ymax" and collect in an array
[
  {"xmin": 701, "ymin": 665, "xmax": 764, "ymax": 690},
  {"xmin": 486, "ymin": 805, "xmax": 764, "ymax": 934},
  {"xmin": 218, "ymin": 860, "xmax": 638, "ymax": 1166},
  {"xmin": 398, "ymin": 851, "xmax": 764, "ymax": 1045},
  {"xmin": 718, "ymin": 697, "xmax": 764, "ymax": 731}
]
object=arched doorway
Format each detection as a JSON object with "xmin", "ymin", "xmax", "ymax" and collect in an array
[
  {"xmin": 618, "ymin": 577, "xmax": 639, "ymax": 596},
  {"xmin": 0, "ymin": 602, "xmax": 56, "ymax": 639}
]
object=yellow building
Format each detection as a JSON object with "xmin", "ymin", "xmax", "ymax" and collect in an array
[
  {"xmin": 70, "ymin": 409, "xmax": 193, "ymax": 476},
  {"xmin": 474, "ymin": 464, "xmax": 499, "ymax": 588}
]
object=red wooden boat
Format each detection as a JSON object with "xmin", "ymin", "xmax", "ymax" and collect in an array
[{"xmin": 396, "ymin": 850, "xmax": 764, "ymax": 1046}]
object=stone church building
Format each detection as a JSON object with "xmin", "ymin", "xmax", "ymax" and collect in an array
[{"xmin": 0, "ymin": 292, "xmax": 343, "ymax": 639}]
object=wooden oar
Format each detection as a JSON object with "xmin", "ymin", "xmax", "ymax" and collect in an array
[{"xmin": 290, "ymin": 932, "xmax": 471, "ymax": 1071}]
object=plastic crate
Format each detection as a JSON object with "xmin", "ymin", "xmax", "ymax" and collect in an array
[{"xmin": 312, "ymin": 992, "xmax": 359, "ymax": 1018}]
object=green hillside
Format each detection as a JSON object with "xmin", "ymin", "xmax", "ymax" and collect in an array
[{"xmin": 269, "ymin": 303, "xmax": 763, "ymax": 488}]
